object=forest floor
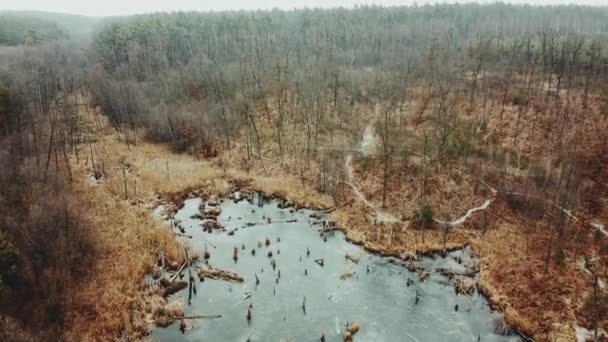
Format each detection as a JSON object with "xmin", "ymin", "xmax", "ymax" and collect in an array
[
  {"xmin": 330, "ymin": 93, "xmax": 608, "ymax": 341},
  {"xmin": 66, "ymin": 94, "xmax": 607, "ymax": 341}
]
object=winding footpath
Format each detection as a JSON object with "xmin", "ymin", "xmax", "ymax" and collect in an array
[
  {"xmin": 344, "ymin": 115, "xmax": 494, "ymax": 226},
  {"xmin": 434, "ymin": 199, "xmax": 494, "ymax": 226},
  {"xmin": 344, "ymin": 123, "xmax": 402, "ymax": 224},
  {"xmin": 343, "ymin": 106, "xmax": 402, "ymax": 224},
  {"xmin": 343, "ymin": 115, "xmax": 606, "ymax": 237}
]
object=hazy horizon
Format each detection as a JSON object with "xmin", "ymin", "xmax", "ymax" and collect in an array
[{"xmin": 1, "ymin": 0, "xmax": 607, "ymax": 17}]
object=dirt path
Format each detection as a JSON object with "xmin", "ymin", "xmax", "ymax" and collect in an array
[
  {"xmin": 343, "ymin": 106, "xmax": 403, "ymax": 224},
  {"xmin": 344, "ymin": 107, "xmax": 495, "ymax": 226},
  {"xmin": 504, "ymin": 191, "xmax": 606, "ymax": 237},
  {"xmin": 343, "ymin": 119, "xmax": 603, "ymax": 231},
  {"xmin": 344, "ymin": 155, "xmax": 402, "ymax": 224},
  {"xmin": 343, "ymin": 115, "xmax": 500, "ymax": 226},
  {"xmin": 359, "ymin": 123, "xmax": 376, "ymax": 156},
  {"xmin": 434, "ymin": 199, "xmax": 494, "ymax": 226}
]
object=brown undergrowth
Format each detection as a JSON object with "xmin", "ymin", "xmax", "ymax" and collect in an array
[
  {"xmin": 66, "ymin": 92, "xmax": 608, "ymax": 341},
  {"xmin": 61, "ymin": 106, "xmax": 334, "ymax": 340},
  {"xmin": 214, "ymin": 83, "xmax": 608, "ymax": 340},
  {"xmin": 61, "ymin": 111, "xmax": 193, "ymax": 340}
]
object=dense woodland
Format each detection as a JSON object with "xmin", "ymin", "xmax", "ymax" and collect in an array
[
  {"xmin": 1, "ymin": 4, "xmax": 608, "ymax": 340},
  {"xmin": 0, "ymin": 14, "xmax": 66, "ymax": 45}
]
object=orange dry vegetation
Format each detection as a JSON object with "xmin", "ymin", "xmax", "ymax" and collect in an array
[
  {"xmin": 62, "ymin": 110, "xmax": 194, "ymax": 340},
  {"xmin": 62, "ymin": 106, "xmax": 334, "ymax": 339},
  {"xmin": 218, "ymin": 77, "xmax": 608, "ymax": 340},
  {"xmin": 472, "ymin": 201, "xmax": 597, "ymax": 340},
  {"xmin": 64, "ymin": 79, "xmax": 608, "ymax": 341}
]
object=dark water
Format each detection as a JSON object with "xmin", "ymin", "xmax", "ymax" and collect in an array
[{"xmin": 151, "ymin": 192, "xmax": 519, "ymax": 342}]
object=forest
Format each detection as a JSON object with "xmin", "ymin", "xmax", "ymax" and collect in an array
[{"xmin": 1, "ymin": 3, "xmax": 608, "ymax": 341}]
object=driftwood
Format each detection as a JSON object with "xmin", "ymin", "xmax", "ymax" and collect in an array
[
  {"xmin": 182, "ymin": 314, "xmax": 222, "ymax": 319},
  {"xmin": 344, "ymin": 322, "xmax": 360, "ymax": 342},
  {"xmin": 340, "ymin": 272, "xmax": 354, "ymax": 280},
  {"xmin": 203, "ymin": 207, "xmax": 221, "ymax": 216},
  {"xmin": 190, "ymin": 213, "xmax": 204, "ymax": 220},
  {"xmin": 202, "ymin": 219, "xmax": 222, "ymax": 230},
  {"xmin": 401, "ymin": 251, "xmax": 417, "ymax": 262},
  {"xmin": 244, "ymin": 219, "xmax": 298, "ymax": 228},
  {"xmin": 319, "ymin": 225, "xmax": 340, "ymax": 234},
  {"xmin": 169, "ymin": 262, "xmax": 188, "ymax": 283},
  {"xmin": 435, "ymin": 267, "xmax": 479, "ymax": 278},
  {"xmin": 180, "ymin": 318, "xmax": 187, "ymax": 333},
  {"xmin": 345, "ymin": 253, "xmax": 360, "ymax": 263},
  {"xmin": 453, "ymin": 278, "xmax": 476, "ymax": 295},
  {"xmin": 309, "ymin": 213, "xmax": 323, "ymax": 220},
  {"xmin": 163, "ymin": 281, "xmax": 187, "ymax": 297},
  {"xmin": 174, "ymin": 232, "xmax": 193, "ymax": 238},
  {"xmin": 199, "ymin": 266, "xmax": 244, "ymax": 282}
]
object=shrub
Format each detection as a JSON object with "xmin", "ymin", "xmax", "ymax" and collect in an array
[
  {"xmin": 511, "ymin": 92, "xmax": 528, "ymax": 106},
  {"xmin": 413, "ymin": 204, "xmax": 434, "ymax": 228},
  {"xmin": 0, "ymin": 230, "xmax": 22, "ymax": 295},
  {"xmin": 504, "ymin": 193, "xmax": 545, "ymax": 220},
  {"xmin": 553, "ymin": 248, "xmax": 566, "ymax": 267},
  {"xmin": 0, "ymin": 142, "xmax": 97, "ymax": 335},
  {"xmin": 530, "ymin": 163, "xmax": 547, "ymax": 188},
  {"xmin": 358, "ymin": 155, "xmax": 374, "ymax": 171}
]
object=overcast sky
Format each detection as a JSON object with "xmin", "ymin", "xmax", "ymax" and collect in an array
[{"xmin": 1, "ymin": 0, "xmax": 606, "ymax": 17}]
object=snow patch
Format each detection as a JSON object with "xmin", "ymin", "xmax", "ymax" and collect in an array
[
  {"xmin": 577, "ymin": 325, "xmax": 607, "ymax": 342},
  {"xmin": 576, "ymin": 325, "xmax": 593, "ymax": 342},
  {"xmin": 152, "ymin": 205, "xmax": 166, "ymax": 219}
]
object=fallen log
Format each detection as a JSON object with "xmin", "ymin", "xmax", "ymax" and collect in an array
[
  {"xmin": 453, "ymin": 278, "xmax": 476, "ymax": 295},
  {"xmin": 190, "ymin": 213, "xmax": 204, "ymax": 220},
  {"xmin": 169, "ymin": 262, "xmax": 188, "ymax": 283},
  {"xmin": 242, "ymin": 219, "xmax": 298, "ymax": 228},
  {"xmin": 174, "ymin": 232, "xmax": 193, "ymax": 238},
  {"xmin": 401, "ymin": 251, "xmax": 417, "ymax": 262},
  {"xmin": 435, "ymin": 268, "xmax": 479, "ymax": 278},
  {"xmin": 309, "ymin": 213, "xmax": 322, "ymax": 220},
  {"xmin": 204, "ymin": 207, "xmax": 221, "ymax": 216},
  {"xmin": 202, "ymin": 219, "xmax": 223, "ymax": 230},
  {"xmin": 199, "ymin": 266, "xmax": 244, "ymax": 283},
  {"xmin": 319, "ymin": 224, "xmax": 340, "ymax": 234},
  {"xmin": 344, "ymin": 322, "xmax": 360, "ymax": 342},
  {"xmin": 159, "ymin": 278, "xmax": 171, "ymax": 288},
  {"xmin": 182, "ymin": 314, "xmax": 222, "ymax": 319},
  {"xmin": 340, "ymin": 272, "xmax": 354, "ymax": 280},
  {"xmin": 345, "ymin": 253, "xmax": 360, "ymax": 263},
  {"xmin": 163, "ymin": 281, "xmax": 187, "ymax": 297}
]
